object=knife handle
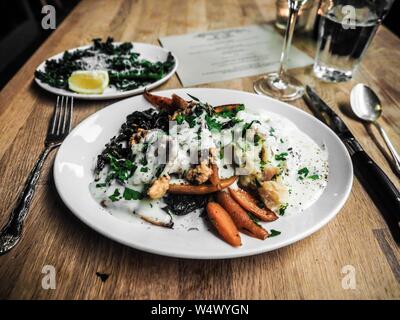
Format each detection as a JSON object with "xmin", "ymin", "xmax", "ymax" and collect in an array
[{"xmin": 352, "ymin": 151, "xmax": 400, "ymax": 240}]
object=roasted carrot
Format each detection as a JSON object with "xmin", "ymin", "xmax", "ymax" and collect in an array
[
  {"xmin": 228, "ymin": 188, "xmax": 278, "ymax": 222},
  {"xmin": 207, "ymin": 202, "xmax": 241, "ymax": 247},
  {"xmin": 168, "ymin": 176, "xmax": 237, "ymax": 194},
  {"xmin": 216, "ymin": 191, "xmax": 268, "ymax": 240},
  {"xmin": 171, "ymin": 94, "xmax": 189, "ymax": 109},
  {"xmin": 214, "ymin": 104, "xmax": 243, "ymax": 113},
  {"xmin": 209, "ymin": 163, "xmax": 222, "ymax": 190},
  {"xmin": 143, "ymin": 90, "xmax": 176, "ymax": 111}
]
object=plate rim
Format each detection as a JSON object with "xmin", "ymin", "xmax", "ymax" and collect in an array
[
  {"xmin": 53, "ymin": 88, "xmax": 353, "ymax": 259},
  {"xmin": 34, "ymin": 42, "xmax": 178, "ymax": 100}
]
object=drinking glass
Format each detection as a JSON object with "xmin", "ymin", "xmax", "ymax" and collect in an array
[
  {"xmin": 313, "ymin": 0, "xmax": 395, "ymax": 82},
  {"xmin": 254, "ymin": 0, "xmax": 309, "ymax": 101}
]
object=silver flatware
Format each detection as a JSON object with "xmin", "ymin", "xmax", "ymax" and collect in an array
[
  {"xmin": 304, "ymin": 85, "xmax": 400, "ymax": 243},
  {"xmin": 350, "ymin": 83, "xmax": 400, "ymax": 177},
  {"xmin": 0, "ymin": 96, "xmax": 73, "ymax": 255}
]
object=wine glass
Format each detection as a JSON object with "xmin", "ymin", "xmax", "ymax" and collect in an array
[{"xmin": 254, "ymin": 0, "xmax": 308, "ymax": 101}]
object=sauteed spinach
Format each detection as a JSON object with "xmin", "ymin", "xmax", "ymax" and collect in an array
[{"xmin": 35, "ymin": 37, "xmax": 175, "ymax": 92}]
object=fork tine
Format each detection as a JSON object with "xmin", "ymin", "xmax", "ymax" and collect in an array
[
  {"xmin": 61, "ymin": 97, "xmax": 73, "ymax": 134},
  {"xmin": 61, "ymin": 96, "xmax": 68, "ymax": 134},
  {"xmin": 49, "ymin": 96, "xmax": 60, "ymax": 134},
  {"xmin": 64, "ymin": 97, "xmax": 73, "ymax": 133},
  {"xmin": 56, "ymin": 96, "xmax": 65, "ymax": 135}
]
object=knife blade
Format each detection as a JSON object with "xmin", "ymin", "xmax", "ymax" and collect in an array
[{"xmin": 304, "ymin": 86, "xmax": 400, "ymax": 242}]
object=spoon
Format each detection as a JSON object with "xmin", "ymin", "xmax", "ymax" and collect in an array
[{"xmin": 350, "ymin": 83, "xmax": 400, "ymax": 177}]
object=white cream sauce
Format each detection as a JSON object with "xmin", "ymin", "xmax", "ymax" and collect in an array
[{"xmin": 90, "ymin": 106, "xmax": 329, "ymax": 228}]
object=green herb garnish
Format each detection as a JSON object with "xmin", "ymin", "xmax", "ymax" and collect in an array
[
  {"xmin": 96, "ymin": 183, "xmax": 107, "ymax": 188},
  {"xmin": 308, "ymin": 174, "xmax": 320, "ymax": 180},
  {"xmin": 205, "ymin": 115, "xmax": 222, "ymax": 132},
  {"xmin": 217, "ymin": 104, "xmax": 245, "ymax": 118},
  {"xmin": 247, "ymin": 213, "xmax": 262, "ymax": 227},
  {"xmin": 269, "ymin": 229, "xmax": 281, "ymax": 237},
  {"xmin": 109, "ymin": 189, "xmax": 121, "ymax": 202},
  {"xmin": 298, "ymin": 167, "xmax": 309, "ymax": 179},
  {"xmin": 185, "ymin": 115, "xmax": 197, "ymax": 128},
  {"xmin": 278, "ymin": 203, "xmax": 288, "ymax": 216},
  {"xmin": 269, "ymin": 127, "xmax": 275, "ymax": 136},
  {"xmin": 175, "ymin": 114, "xmax": 185, "ymax": 125},
  {"xmin": 275, "ymin": 152, "xmax": 288, "ymax": 161},
  {"xmin": 123, "ymin": 187, "xmax": 142, "ymax": 200}
]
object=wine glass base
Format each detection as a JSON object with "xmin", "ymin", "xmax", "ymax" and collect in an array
[{"xmin": 253, "ymin": 72, "xmax": 304, "ymax": 101}]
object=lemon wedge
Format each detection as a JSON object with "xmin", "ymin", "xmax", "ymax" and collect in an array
[{"xmin": 68, "ymin": 70, "xmax": 109, "ymax": 94}]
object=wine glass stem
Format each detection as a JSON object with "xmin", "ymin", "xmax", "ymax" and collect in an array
[{"xmin": 278, "ymin": 4, "xmax": 300, "ymax": 79}]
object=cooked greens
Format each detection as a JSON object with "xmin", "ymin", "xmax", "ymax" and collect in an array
[{"xmin": 35, "ymin": 37, "xmax": 175, "ymax": 92}]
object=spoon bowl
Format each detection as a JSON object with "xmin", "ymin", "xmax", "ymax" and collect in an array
[
  {"xmin": 350, "ymin": 84, "xmax": 382, "ymax": 122},
  {"xmin": 350, "ymin": 83, "xmax": 400, "ymax": 177}
]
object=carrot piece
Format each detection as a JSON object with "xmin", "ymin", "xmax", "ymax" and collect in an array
[
  {"xmin": 168, "ymin": 176, "xmax": 237, "ymax": 195},
  {"xmin": 214, "ymin": 104, "xmax": 243, "ymax": 113},
  {"xmin": 209, "ymin": 163, "xmax": 222, "ymax": 190},
  {"xmin": 228, "ymin": 188, "xmax": 278, "ymax": 222},
  {"xmin": 207, "ymin": 202, "xmax": 241, "ymax": 247},
  {"xmin": 171, "ymin": 94, "xmax": 189, "ymax": 109},
  {"xmin": 216, "ymin": 191, "xmax": 268, "ymax": 240},
  {"xmin": 143, "ymin": 91, "xmax": 176, "ymax": 111}
]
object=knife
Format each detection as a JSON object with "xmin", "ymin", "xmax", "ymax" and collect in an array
[{"xmin": 304, "ymin": 86, "xmax": 400, "ymax": 242}]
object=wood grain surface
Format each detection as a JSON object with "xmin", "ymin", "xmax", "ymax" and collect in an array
[{"xmin": 0, "ymin": 0, "xmax": 399, "ymax": 299}]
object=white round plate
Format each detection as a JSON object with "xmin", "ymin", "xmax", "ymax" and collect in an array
[
  {"xmin": 54, "ymin": 88, "xmax": 353, "ymax": 259},
  {"xmin": 35, "ymin": 42, "xmax": 178, "ymax": 100}
]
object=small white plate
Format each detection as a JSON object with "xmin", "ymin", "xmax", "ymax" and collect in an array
[
  {"xmin": 54, "ymin": 88, "xmax": 353, "ymax": 259},
  {"xmin": 35, "ymin": 42, "xmax": 178, "ymax": 100}
]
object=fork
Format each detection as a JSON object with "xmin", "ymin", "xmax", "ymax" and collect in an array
[{"xmin": 0, "ymin": 96, "xmax": 73, "ymax": 255}]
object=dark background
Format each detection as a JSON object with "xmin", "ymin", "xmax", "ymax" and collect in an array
[{"xmin": 0, "ymin": 0, "xmax": 399, "ymax": 90}]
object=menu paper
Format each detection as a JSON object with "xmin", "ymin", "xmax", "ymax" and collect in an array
[{"xmin": 159, "ymin": 25, "xmax": 313, "ymax": 87}]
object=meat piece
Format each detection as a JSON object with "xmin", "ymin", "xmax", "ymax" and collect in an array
[
  {"xmin": 147, "ymin": 176, "xmax": 170, "ymax": 199},
  {"xmin": 257, "ymin": 181, "xmax": 288, "ymax": 211},
  {"xmin": 186, "ymin": 160, "xmax": 213, "ymax": 185},
  {"xmin": 262, "ymin": 165, "xmax": 278, "ymax": 181},
  {"xmin": 129, "ymin": 128, "xmax": 147, "ymax": 147}
]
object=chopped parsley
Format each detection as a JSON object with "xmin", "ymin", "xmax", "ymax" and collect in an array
[
  {"xmin": 140, "ymin": 167, "xmax": 149, "ymax": 172},
  {"xmin": 298, "ymin": 167, "xmax": 319, "ymax": 180},
  {"xmin": 247, "ymin": 213, "xmax": 261, "ymax": 227},
  {"xmin": 175, "ymin": 114, "xmax": 185, "ymax": 125},
  {"xmin": 269, "ymin": 127, "xmax": 275, "ymax": 136},
  {"xmin": 123, "ymin": 187, "xmax": 142, "ymax": 200},
  {"xmin": 275, "ymin": 152, "xmax": 288, "ymax": 161},
  {"xmin": 205, "ymin": 115, "xmax": 222, "ymax": 132},
  {"xmin": 269, "ymin": 229, "xmax": 281, "ymax": 237},
  {"xmin": 108, "ymin": 155, "xmax": 137, "ymax": 182},
  {"xmin": 219, "ymin": 147, "xmax": 224, "ymax": 159},
  {"xmin": 109, "ymin": 188, "xmax": 121, "ymax": 202},
  {"xmin": 298, "ymin": 167, "xmax": 309, "ymax": 179},
  {"xmin": 278, "ymin": 203, "xmax": 288, "ymax": 216},
  {"xmin": 217, "ymin": 104, "xmax": 245, "ymax": 118},
  {"xmin": 96, "ymin": 182, "xmax": 107, "ymax": 188},
  {"xmin": 185, "ymin": 115, "xmax": 197, "ymax": 128}
]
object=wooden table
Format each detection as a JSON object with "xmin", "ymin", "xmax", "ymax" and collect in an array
[{"xmin": 0, "ymin": 0, "xmax": 399, "ymax": 300}]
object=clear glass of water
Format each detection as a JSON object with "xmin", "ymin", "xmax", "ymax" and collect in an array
[{"xmin": 313, "ymin": 0, "xmax": 395, "ymax": 82}]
